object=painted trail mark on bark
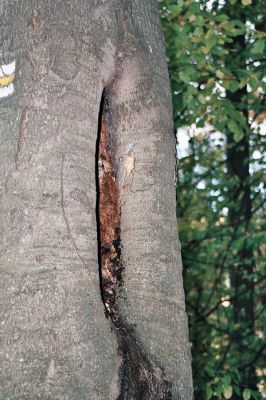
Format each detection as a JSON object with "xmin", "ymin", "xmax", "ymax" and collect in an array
[
  {"xmin": 60, "ymin": 153, "xmax": 87, "ymax": 271},
  {"xmin": 0, "ymin": 60, "xmax": 16, "ymax": 99}
]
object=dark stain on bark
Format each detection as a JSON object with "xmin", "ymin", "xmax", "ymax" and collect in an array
[
  {"xmin": 116, "ymin": 325, "xmax": 172, "ymax": 400},
  {"xmin": 96, "ymin": 90, "xmax": 172, "ymax": 399}
]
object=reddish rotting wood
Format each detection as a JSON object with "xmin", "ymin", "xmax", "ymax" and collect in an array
[{"xmin": 98, "ymin": 96, "xmax": 122, "ymax": 326}]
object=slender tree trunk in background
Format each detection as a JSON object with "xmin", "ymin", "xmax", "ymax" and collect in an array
[
  {"xmin": 226, "ymin": 32, "xmax": 256, "ymax": 397},
  {"xmin": 0, "ymin": 1, "xmax": 193, "ymax": 399},
  {"xmin": 227, "ymin": 119, "xmax": 256, "ymax": 397}
]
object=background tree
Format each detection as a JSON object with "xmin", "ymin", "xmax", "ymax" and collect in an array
[
  {"xmin": 0, "ymin": 1, "xmax": 193, "ymax": 399},
  {"xmin": 160, "ymin": 0, "xmax": 265, "ymax": 399}
]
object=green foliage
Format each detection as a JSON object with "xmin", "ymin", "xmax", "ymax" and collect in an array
[
  {"xmin": 243, "ymin": 389, "xmax": 252, "ymax": 400},
  {"xmin": 160, "ymin": 0, "xmax": 266, "ymax": 131},
  {"xmin": 159, "ymin": 0, "xmax": 266, "ymax": 398}
]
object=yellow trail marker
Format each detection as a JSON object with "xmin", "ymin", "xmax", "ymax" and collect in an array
[{"xmin": 0, "ymin": 72, "xmax": 15, "ymax": 87}]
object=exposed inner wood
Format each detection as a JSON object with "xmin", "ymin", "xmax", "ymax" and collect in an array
[{"xmin": 98, "ymin": 93, "xmax": 122, "ymax": 326}]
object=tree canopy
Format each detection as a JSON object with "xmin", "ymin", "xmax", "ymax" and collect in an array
[{"xmin": 159, "ymin": 0, "xmax": 265, "ymax": 399}]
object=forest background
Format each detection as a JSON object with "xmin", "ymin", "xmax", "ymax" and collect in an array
[{"xmin": 159, "ymin": 0, "xmax": 265, "ymax": 399}]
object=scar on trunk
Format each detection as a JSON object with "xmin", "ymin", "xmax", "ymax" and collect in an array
[
  {"xmin": 96, "ymin": 90, "xmax": 122, "ymax": 326},
  {"xmin": 96, "ymin": 90, "xmax": 172, "ymax": 399},
  {"xmin": 15, "ymin": 107, "xmax": 30, "ymax": 170},
  {"xmin": 60, "ymin": 153, "xmax": 87, "ymax": 271}
]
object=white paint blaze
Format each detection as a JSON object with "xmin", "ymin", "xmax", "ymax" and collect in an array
[
  {"xmin": 0, "ymin": 60, "xmax": 16, "ymax": 99},
  {"xmin": 0, "ymin": 60, "xmax": 16, "ymax": 77},
  {"xmin": 0, "ymin": 83, "xmax": 14, "ymax": 99}
]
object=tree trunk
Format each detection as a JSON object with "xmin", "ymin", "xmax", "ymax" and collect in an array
[
  {"xmin": 226, "ymin": 31, "xmax": 256, "ymax": 397},
  {"xmin": 0, "ymin": 1, "xmax": 193, "ymax": 399},
  {"xmin": 227, "ymin": 101, "xmax": 256, "ymax": 397}
]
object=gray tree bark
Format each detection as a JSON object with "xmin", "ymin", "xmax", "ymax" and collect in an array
[{"xmin": 0, "ymin": 1, "xmax": 193, "ymax": 399}]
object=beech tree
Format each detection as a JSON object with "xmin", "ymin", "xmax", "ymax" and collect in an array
[{"xmin": 0, "ymin": 1, "xmax": 193, "ymax": 399}]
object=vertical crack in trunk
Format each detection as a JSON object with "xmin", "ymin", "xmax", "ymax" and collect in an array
[
  {"xmin": 96, "ymin": 90, "xmax": 123, "ymax": 327},
  {"xmin": 96, "ymin": 90, "xmax": 172, "ymax": 399}
]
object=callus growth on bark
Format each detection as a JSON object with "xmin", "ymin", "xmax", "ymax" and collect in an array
[
  {"xmin": 97, "ymin": 93, "xmax": 173, "ymax": 399},
  {"xmin": 0, "ymin": 0, "xmax": 193, "ymax": 399}
]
